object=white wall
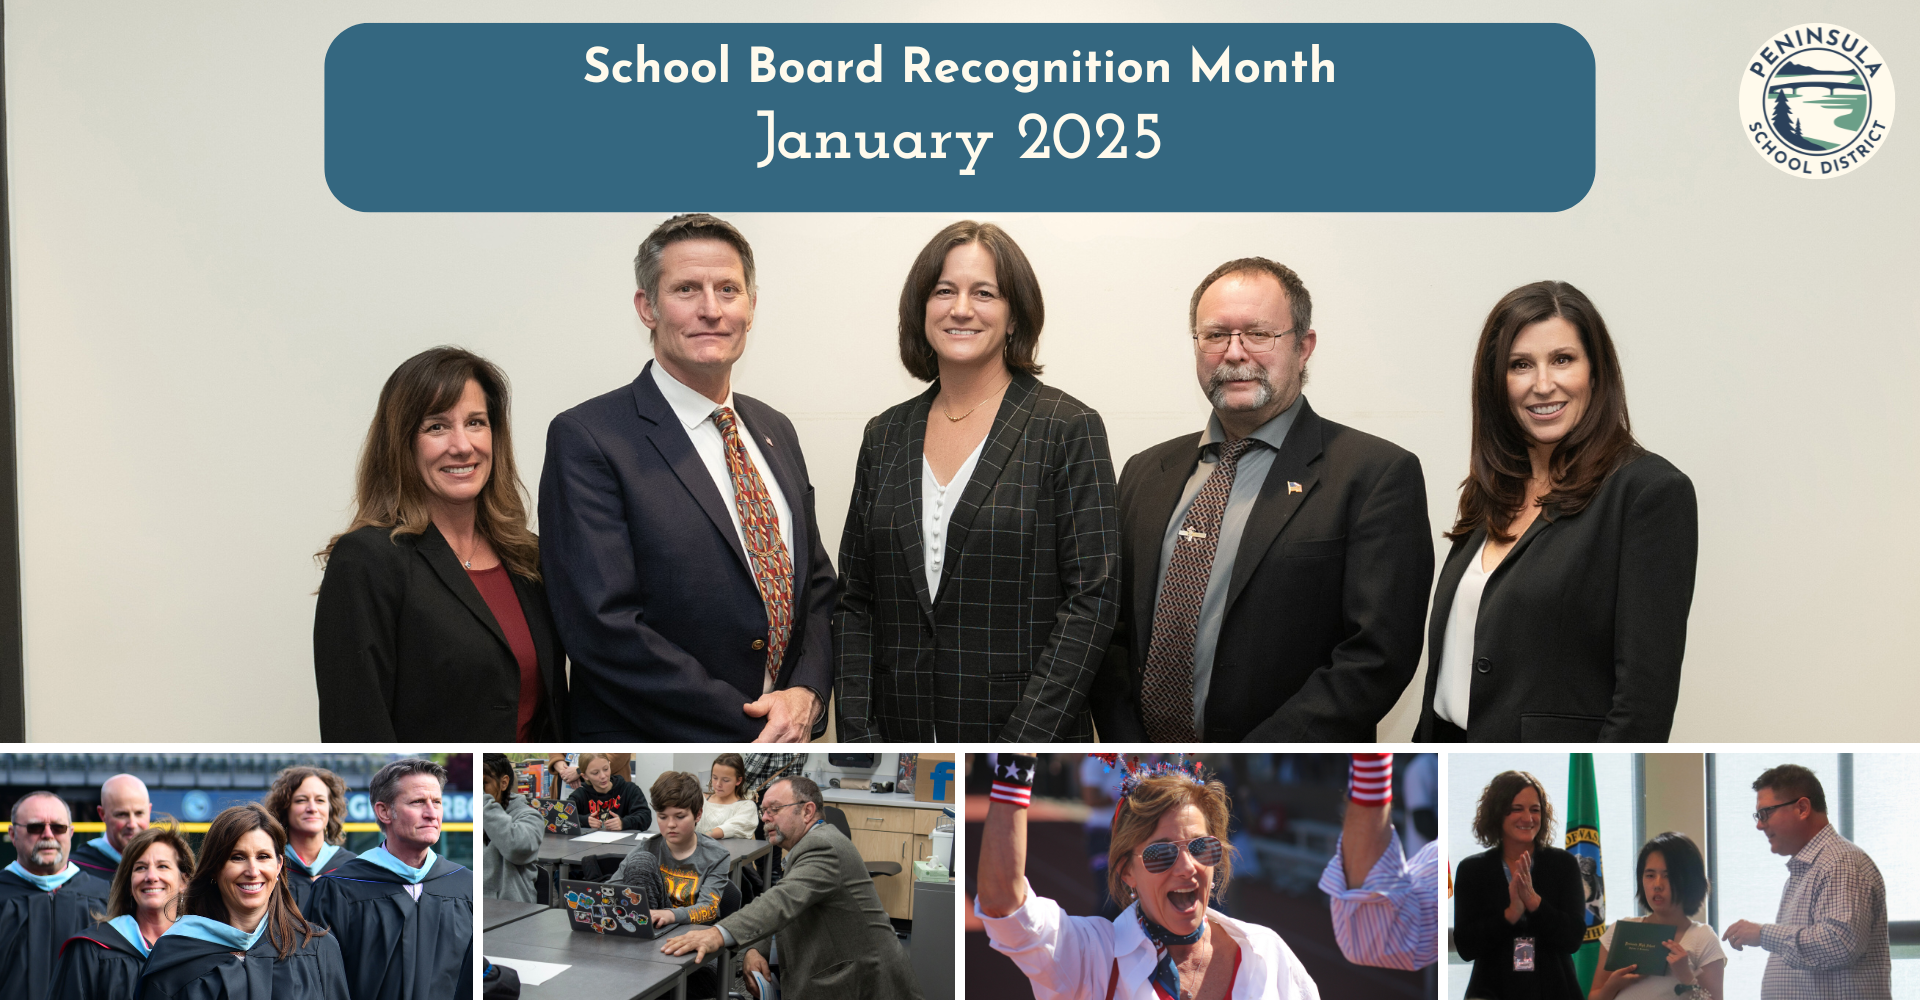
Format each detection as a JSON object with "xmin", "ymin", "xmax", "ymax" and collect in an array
[{"xmin": 8, "ymin": 1, "xmax": 1918, "ymax": 738}]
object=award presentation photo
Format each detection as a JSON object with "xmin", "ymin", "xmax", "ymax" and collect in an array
[{"xmin": 1446, "ymin": 752, "xmax": 1917, "ymax": 1000}]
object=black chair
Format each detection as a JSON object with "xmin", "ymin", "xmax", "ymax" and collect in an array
[{"xmin": 820, "ymin": 806, "xmax": 901, "ymax": 880}]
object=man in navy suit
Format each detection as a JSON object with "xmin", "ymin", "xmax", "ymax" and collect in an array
[{"xmin": 539, "ymin": 214, "xmax": 836, "ymax": 741}]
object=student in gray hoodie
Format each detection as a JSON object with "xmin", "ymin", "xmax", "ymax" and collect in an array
[
  {"xmin": 482, "ymin": 753, "xmax": 545, "ymax": 902},
  {"xmin": 611, "ymin": 771, "xmax": 734, "ymax": 927}
]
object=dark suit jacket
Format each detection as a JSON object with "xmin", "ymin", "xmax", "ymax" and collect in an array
[
  {"xmin": 314, "ymin": 522, "xmax": 567, "ymax": 741},
  {"xmin": 1417, "ymin": 451, "xmax": 1697, "ymax": 742},
  {"xmin": 1093, "ymin": 397, "xmax": 1432, "ymax": 741},
  {"xmin": 538, "ymin": 362, "xmax": 836, "ymax": 740},
  {"xmin": 833, "ymin": 374, "xmax": 1121, "ymax": 742},
  {"xmin": 1453, "ymin": 846, "xmax": 1587, "ymax": 1000}
]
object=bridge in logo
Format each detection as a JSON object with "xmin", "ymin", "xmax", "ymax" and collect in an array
[{"xmin": 1768, "ymin": 72, "xmax": 1865, "ymax": 98}]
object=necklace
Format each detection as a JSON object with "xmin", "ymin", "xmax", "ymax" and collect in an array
[{"xmin": 941, "ymin": 376, "xmax": 1012, "ymax": 422}]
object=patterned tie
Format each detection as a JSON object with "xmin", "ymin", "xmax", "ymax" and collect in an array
[
  {"xmin": 1140, "ymin": 437, "xmax": 1253, "ymax": 741},
  {"xmin": 713, "ymin": 407, "xmax": 793, "ymax": 683}
]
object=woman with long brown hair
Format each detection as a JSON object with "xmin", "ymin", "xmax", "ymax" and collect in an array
[
  {"xmin": 137, "ymin": 804, "xmax": 348, "ymax": 999},
  {"xmin": 1417, "ymin": 281, "xmax": 1697, "ymax": 742},
  {"xmin": 47, "ymin": 823, "xmax": 195, "ymax": 1000},
  {"xmin": 314, "ymin": 346, "xmax": 567, "ymax": 741},
  {"xmin": 834, "ymin": 221, "xmax": 1121, "ymax": 741},
  {"xmin": 265, "ymin": 766, "xmax": 357, "ymax": 911}
]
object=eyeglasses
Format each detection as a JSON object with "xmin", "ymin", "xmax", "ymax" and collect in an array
[
  {"xmin": 17, "ymin": 821, "xmax": 70, "ymax": 836},
  {"xmin": 1192, "ymin": 328, "xmax": 1294, "ymax": 354},
  {"xmin": 1138, "ymin": 836, "xmax": 1224, "ymax": 874},
  {"xmin": 1753, "ymin": 797, "xmax": 1806, "ymax": 824},
  {"xmin": 761, "ymin": 800, "xmax": 804, "ymax": 819}
]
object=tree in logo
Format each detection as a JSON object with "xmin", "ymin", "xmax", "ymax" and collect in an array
[{"xmin": 1772, "ymin": 89, "xmax": 1822, "ymax": 152}]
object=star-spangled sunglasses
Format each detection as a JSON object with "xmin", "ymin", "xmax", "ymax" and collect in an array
[{"xmin": 1139, "ymin": 836, "xmax": 1223, "ymax": 874}]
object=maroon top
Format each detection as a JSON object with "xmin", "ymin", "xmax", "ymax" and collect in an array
[{"xmin": 466, "ymin": 563, "xmax": 541, "ymax": 740}]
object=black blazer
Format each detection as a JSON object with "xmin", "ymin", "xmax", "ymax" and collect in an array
[
  {"xmin": 1092, "ymin": 398, "xmax": 1432, "ymax": 741},
  {"xmin": 1417, "ymin": 451, "xmax": 1696, "ymax": 742},
  {"xmin": 314, "ymin": 522, "xmax": 567, "ymax": 741},
  {"xmin": 538, "ymin": 362, "xmax": 837, "ymax": 740},
  {"xmin": 1453, "ymin": 845, "xmax": 1587, "ymax": 1000},
  {"xmin": 833, "ymin": 374, "xmax": 1121, "ymax": 742}
]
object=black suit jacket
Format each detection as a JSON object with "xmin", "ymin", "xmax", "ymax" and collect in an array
[
  {"xmin": 314, "ymin": 523, "xmax": 567, "ymax": 741},
  {"xmin": 833, "ymin": 374, "xmax": 1121, "ymax": 742},
  {"xmin": 1093, "ymin": 397, "xmax": 1432, "ymax": 741},
  {"xmin": 538, "ymin": 362, "xmax": 836, "ymax": 740},
  {"xmin": 1453, "ymin": 846, "xmax": 1587, "ymax": 1000},
  {"xmin": 1417, "ymin": 451, "xmax": 1697, "ymax": 742}
]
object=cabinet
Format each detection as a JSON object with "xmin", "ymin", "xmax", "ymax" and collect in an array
[{"xmin": 836, "ymin": 801, "xmax": 944, "ymax": 920}]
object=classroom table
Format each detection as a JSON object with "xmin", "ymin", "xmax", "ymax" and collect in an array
[
  {"xmin": 484, "ymin": 899, "xmax": 549, "ymax": 930},
  {"xmin": 720, "ymin": 837, "xmax": 773, "ymax": 890},
  {"xmin": 487, "ymin": 909, "xmax": 738, "ymax": 1000}
]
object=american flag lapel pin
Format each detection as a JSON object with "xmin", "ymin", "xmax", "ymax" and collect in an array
[{"xmin": 1288, "ymin": 481, "xmax": 1303, "ymax": 494}]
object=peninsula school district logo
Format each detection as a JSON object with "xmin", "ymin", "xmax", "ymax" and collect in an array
[{"xmin": 1742, "ymin": 23, "xmax": 1895, "ymax": 178}]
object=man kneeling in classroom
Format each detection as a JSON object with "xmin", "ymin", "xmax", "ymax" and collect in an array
[{"xmin": 660, "ymin": 775, "xmax": 925, "ymax": 1000}]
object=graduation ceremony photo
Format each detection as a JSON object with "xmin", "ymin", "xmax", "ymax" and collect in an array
[
  {"xmin": 0, "ymin": 752, "xmax": 473, "ymax": 1000},
  {"xmin": 1447, "ymin": 752, "xmax": 1915, "ymax": 1000},
  {"xmin": 482, "ymin": 750, "xmax": 955, "ymax": 1000},
  {"xmin": 966, "ymin": 752, "xmax": 1438, "ymax": 1000}
]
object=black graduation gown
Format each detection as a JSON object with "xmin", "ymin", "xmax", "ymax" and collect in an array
[
  {"xmin": 137, "ymin": 926, "xmax": 349, "ymax": 1000},
  {"xmin": 286, "ymin": 849, "xmax": 360, "ymax": 916},
  {"xmin": 50, "ymin": 921, "xmax": 147, "ymax": 1000},
  {"xmin": 303, "ymin": 856, "xmax": 473, "ymax": 1000},
  {"xmin": 0, "ymin": 868, "xmax": 112, "ymax": 1000},
  {"xmin": 70, "ymin": 841, "xmax": 122, "ymax": 884}
]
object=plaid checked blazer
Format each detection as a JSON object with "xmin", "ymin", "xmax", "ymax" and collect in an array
[{"xmin": 833, "ymin": 373, "xmax": 1121, "ymax": 741}]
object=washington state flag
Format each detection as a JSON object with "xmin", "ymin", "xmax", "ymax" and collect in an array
[{"xmin": 1566, "ymin": 752, "xmax": 1605, "ymax": 993}]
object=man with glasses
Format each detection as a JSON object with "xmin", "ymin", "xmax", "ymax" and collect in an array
[
  {"xmin": 660, "ymin": 775, "xmax": 925, "ymax": 998},
  {"xmin": 0, "ymin": 791, "xmax": 112, "ymax": 1000},
  {"xmin": 1723, "ymin": 764, "xmax": 1890, "ymax": 1000},
  {"xmin": 1093, "ymin": 257, "xmax": 1432, "ymax": 741}
]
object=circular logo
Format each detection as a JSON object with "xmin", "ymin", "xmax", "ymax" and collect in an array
[{"xmin": 1741, "ymin": 23, "xmax": 1895, "ymax": 178}]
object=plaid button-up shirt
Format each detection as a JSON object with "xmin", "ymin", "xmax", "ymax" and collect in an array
[{"xmin": 1760, "ymin": 824, "xmax": 1891, "ymax": 1000}]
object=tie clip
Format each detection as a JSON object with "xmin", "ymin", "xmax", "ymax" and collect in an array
[{"xmin": 1178, "ymin": 527, "xmax": 1207, "ymax": 541}]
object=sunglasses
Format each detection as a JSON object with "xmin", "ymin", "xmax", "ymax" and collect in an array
[
  {"xmin": 18, "ymin": 821, "xmax": 70, "ymax": 836},
  {"xmin": 1139, "ymin": 836, "xmax": 1223, "ymax": 874}
]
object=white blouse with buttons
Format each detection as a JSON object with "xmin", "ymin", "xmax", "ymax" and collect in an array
[{"xmin": 922, "ymin": 436, "xmax": 988, "ymax": 599}]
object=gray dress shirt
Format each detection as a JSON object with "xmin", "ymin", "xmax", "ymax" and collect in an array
[{"xmin": 1152, "ymin": 396, "xmax": 1302, "ymax": 732}]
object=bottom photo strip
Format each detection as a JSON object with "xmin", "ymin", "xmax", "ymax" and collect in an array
[{"xmin": 1, "ymin": 751, "xmax": 472, "ymax": 1000}]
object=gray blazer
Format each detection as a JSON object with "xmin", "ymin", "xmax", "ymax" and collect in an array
[
  {"xmin": 718, "ymin": 822, "xmax": 924, "ymax": 1000},
  {"xmin": 482, "ymin": 794, "xmax": 544, "ymax": 903}
]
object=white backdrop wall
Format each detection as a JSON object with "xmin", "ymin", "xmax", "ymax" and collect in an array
[{"xmin": 8, "ymin": 2, "xmax": 1917, "ymax": 739}]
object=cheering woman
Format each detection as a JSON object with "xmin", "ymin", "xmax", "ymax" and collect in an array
[
  {"xmin": 1454, "ymin": 771, "xmax": 1586, "ymax": 1000},
  {"xmin": 976, "ymin": 753, "xmax": 1318, "ymax": 1000}
]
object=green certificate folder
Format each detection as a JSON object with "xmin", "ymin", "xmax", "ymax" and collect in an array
[{"xmin": 1603, "ymin": 920, "xmax": 1679, "ymax": 977}]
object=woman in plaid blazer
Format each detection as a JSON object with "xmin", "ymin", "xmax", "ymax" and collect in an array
[{"xmin": 834, "ymin": 221, "xmax": 1122, "ymax": 741}]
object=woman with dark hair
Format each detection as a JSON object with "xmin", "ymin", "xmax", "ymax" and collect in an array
[
  {"xmin": 1418, "ymin": 281, "xmax": 1697, "ymax": 742},
  {"xmin": 1591, "ymin": 832, "xmax": 1724, "ymax": 1000},
  {"xmin": 482, "ymin": 754, "xmax": 544, "ymax": 903},
  {"xmin": 264, "ymin": 767, "xmax": 357, "ymax": 911},
  {"xmin": 835, "ymin": 221, "xmax": 1121, "ymax": 741},
  {"xmin": 976, "ymin": 754, "xmax": 1318, "ymax": 999},
  {"xmin": 47, "ymin": 823, "xmax": 195, "ymax": 1000},
  {"xmin": 1455, "ymin": 770, "xmax": 1586, "ymax": 1000},
  {"xmin": 137, "ymin": 804, "xmax": 348, "ymax": 999},
  {"xmin": 314, "ymin": 346, "xmax": 568, "ymax": 741}
]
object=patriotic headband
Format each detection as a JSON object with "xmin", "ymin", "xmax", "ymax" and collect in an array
[{"xmin": 1089, "ymin": 753, "xmax": 1208, "ymax": 802}]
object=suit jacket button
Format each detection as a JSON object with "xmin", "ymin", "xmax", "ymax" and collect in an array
[
  {"xmin": 751, "ymin": 639, "xmax": 766, "ymax": 650},
  {"xmin": 1474, "ymin": 656, "xmax": 1491, "ymax": 674}
]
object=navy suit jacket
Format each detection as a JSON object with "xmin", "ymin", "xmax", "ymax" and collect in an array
[{"xmin": 538, "ymin": 361, "xmax": 837, "ymax": 739}]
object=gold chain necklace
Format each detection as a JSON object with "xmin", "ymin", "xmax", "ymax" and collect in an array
[{"xmin": 941, "ymin": 376, "xmax": 1012, "ymax": 422}]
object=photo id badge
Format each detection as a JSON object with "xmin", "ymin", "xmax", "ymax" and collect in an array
[{"xmin": 1514, "ymin": 936, "xmax": 1536, "ymax": 971}]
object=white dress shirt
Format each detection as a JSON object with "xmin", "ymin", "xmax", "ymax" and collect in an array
[
  {"xmin": 977, "ymin": 878, "xmax": 1320, "ymax": 1000},
  {"xmin": 921, "ymin": 436, "xmax": 987, "ymax": 598},
  {"xmin": 1433, "ymin": 537, "xmax": 1490, "ymax": 728},
  {"xmin": 650, "ymin": 362, "xmax": 794, "ymax": 559}
]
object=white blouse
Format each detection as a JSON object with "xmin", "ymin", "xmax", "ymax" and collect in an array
[
  {"xmin": 976, "ymin": 878, "xmax": 1320, "ymax": 1000},
  {"xmin": 922, "ymin": 436, "xmax": 987, "ymax": 598},
  {"xmin": 1434, "ymin": 537, "xmax": 1491, "ymax": 729}
]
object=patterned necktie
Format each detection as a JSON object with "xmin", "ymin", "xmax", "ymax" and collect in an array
[
  {"xmin": 1140, "ymin": 437, "xmax": 1253, "ymax": 741},
  {"xmin": 713, "ymin": 407, "xmax": 793, "ymax": 683}
]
